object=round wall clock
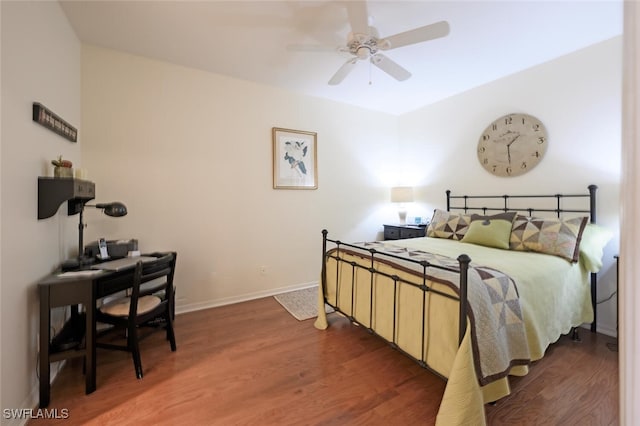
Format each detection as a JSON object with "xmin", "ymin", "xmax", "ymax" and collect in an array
[{"xmin": 477, "ymin": 113, "xmax": 548, "ymax": 177}]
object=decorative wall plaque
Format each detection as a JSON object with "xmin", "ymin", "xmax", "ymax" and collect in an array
[{"xmin": 32, "ymin": 102, "xmax": 78, "ymax": 142}]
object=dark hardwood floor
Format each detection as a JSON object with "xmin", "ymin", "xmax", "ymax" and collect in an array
[{"xmin": 31, "ymin": 297, "xmax": 618, "ymax": 425}]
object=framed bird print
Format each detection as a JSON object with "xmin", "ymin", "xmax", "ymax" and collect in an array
[{"xmin": 272, "ymin": 127, "xmax": 317, "ymax": 189}]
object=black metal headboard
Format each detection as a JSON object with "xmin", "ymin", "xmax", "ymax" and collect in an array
[
  {"xmin": 446, "ymin": 184, "xmax": 597, "ymax": 224},
  {"xmin": 445, "ymin": 184, "xmax": 598, "ymax": 333}
]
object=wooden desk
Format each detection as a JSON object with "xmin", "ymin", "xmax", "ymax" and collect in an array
[{"xmin": 38, "ymin": 267, "xmax": 136, "ymax": 407}]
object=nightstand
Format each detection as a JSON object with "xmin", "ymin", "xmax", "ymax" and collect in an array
[{"xmin": 383, "ymin": 224, "xmax": 427, "ymax": 240}]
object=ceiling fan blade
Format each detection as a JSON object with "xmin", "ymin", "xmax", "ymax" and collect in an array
[
  {"xmin": 379, "ymin": 21, "xmax": 450, "ymax": 50},
  {"xmin": 371, "ymin": 54, "xmax": 411, "ymax": 81},
  {"xmin": 346, "ymin": 1, "xmax": 369, "ymax": 35},
  {"xmin": 328, "ymin": 58, "xmax": 359, "ymax": 85},
  {"xmin": 286, "ymin": 44, "xmax": 342, "ymax": 53}
]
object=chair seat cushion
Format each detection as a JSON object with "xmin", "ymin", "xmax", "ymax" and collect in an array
[{"xmin": 100, "ymin": 295, "xmax": 162, "ymax": 317}]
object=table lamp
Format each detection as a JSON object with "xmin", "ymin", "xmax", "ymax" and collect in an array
[
  {"xmin": 390, "ymin": 186, "xmax": 413, "ymax": 225},
  {"xmin": 61, "ymin": 201, "xmax": 128, "ymax": 270}
]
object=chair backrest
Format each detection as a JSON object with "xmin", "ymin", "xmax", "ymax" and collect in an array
[{"xmin": 128, "ymin": 252, "xmax": 177, "ymax": 319}]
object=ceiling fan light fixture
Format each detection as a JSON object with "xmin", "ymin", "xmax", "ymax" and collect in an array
[{"xmin": 356, "ymin": 46, "xmax": 370, "ymax": 59}]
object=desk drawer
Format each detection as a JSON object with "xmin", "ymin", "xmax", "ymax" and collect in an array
[
  {"xmin": 42, "ymin": 279, "xmax": 92, "ymax": 308},
  {"xmin": 95, "ymin": 270, "xmax": 135, "ymax": 298},
  {"xmin": 383, "ymin": 225, "xmax": 426, "ymax": 240},
  {"xmin": 400, "ymin": 227, "xmax": 425, "ymax": 239},
  {"xmin": 384, "ymin": 227, "xmax": 401, "ymax": 240}
]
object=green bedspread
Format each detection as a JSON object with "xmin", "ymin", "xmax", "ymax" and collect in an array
[{"xmin": 389, "ymin": 237, "xmax": 593, "ymax": 361}]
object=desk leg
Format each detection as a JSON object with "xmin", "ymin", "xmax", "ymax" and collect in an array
[
  {"xmin": 39, "ymin": 287, "xmax": 50, "ymax": 408},
  {"xmin": 86, "ymin": 292, "xmax": 96, "ymax": 394}
]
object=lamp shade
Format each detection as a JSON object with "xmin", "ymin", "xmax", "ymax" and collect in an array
[
  {"xmin": 95, "ymin": 202, "xmax": 127, "ymax": 217},
  {"xmin": 390, "ymin": 186, "xmax": 413, "ymax": 203}
]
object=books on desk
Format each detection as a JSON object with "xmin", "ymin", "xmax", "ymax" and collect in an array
[{"xmin": 89, "ymin": 256, "xmax": 156, "ymax": 272}]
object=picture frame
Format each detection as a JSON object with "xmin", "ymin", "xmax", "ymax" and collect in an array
[{"xmin": 272, "ymin": 127, "xmax": 317, "ymax": 189}]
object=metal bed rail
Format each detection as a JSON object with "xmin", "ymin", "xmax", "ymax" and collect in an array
[
  {"xmin": 320, "ymin": 229, "xmax": 470, "ymax": 378},
  {"xmin": 446, "ymin": 185, "xmax": 597, "ymax": 222}
]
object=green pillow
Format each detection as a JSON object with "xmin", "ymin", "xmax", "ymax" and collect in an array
[
  {"xmin": 579, "ymin": 223, "xmax": 613, "ymax": 272},
  {"xmin": 461, "ymin": 212, "xmax": 517, "ymax": 249}
]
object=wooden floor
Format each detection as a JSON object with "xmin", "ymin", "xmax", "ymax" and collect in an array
[{"xmin": 31, "ymin": 297, "xmax": 618, "ymax": 425}]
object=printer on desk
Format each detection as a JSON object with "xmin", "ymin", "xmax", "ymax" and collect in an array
[{"xmin": 84, "ymin": 239, "xmax": 138, "ymax": 259}]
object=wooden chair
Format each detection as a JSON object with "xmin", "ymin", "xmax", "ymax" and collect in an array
[
  {"xmin": 143, "ymin": 252, "xmax": 177, "ymax": 323},
  {"xmin": 96, "ymin": 252, "xmax": 177, "ymax": 379}
]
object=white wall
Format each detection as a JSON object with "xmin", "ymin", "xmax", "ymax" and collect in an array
[
  {"xmin": 399, "ymin": 37, "xmax": 622, "ymax": 336},
  {"xmin": 80, "ymin": 45, "xmax": 400, "ymax": 312},
  {"xmin": 1, "ymin": 0, "xmax": 81, "ymax": 417}
]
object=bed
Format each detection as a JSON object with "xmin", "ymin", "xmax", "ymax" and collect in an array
[{"xmin": 314, "ymin": 185, "xmax": 612, "ymax": 425}]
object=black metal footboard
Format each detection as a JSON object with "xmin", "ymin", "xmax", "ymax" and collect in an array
[{"xmin": 320, "ymin": 229, "xmax": 470, "ymax": 378}]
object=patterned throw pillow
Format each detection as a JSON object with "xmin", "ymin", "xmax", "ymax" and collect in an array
[
  {"xmin": 509, "ymin": 215, "xmax": 588, "ymax": 262},
  {"xmin": 460, "ymin": 212, "xmax": 517, "ymax": 249},
  {"xmin": 426, "ymin": 209, "xmax": 472, "ymax": 240}
]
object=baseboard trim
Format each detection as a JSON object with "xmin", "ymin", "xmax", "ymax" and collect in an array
[
  {"xmin": 174, "ymin": 281, "xmax": 319, "ymax": 316},
  {"xmin": 596, "ymin": 323, "xmax": 617, "ymax": 338}
]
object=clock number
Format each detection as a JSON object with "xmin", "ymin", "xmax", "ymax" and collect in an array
[
  {"xmin": 505, "ymin": 117, "xmax": 513, "ymax": 125},
  {"xmin": 532, "ymin": 124, "xmax": 540, "ymax": 131},
  {"xmin": 492, "ymin": 123, "xmax": 497, "ymax": 131},
  {"xmin": 532, "ymin": 151, "xmax": 540, "ymax": 158},
  {"xmin": 521, "ymin": 161, "xmax": 527, "ymax": 169},
  {"xmin": 506, "ymin": 166, "xmax": 512, "ymax": 175},
  {"xmin": 522, "ymin": 117, "xmax": 526, "ymax": 125},
  {"xmin": 478, "ymin": 146, "xmax": 486, "ymax": 153},
  {"xmin": 482, "ymin": 134, "xmax": 490, "ymax": 141},
  {"xmin": 491, "ymin": 165, "xmax": 497, "ymax": 172},
  {"xmin": 538, "ymin": 137, "xmax": 545, "ymax": 144},
  {"xmin": 483, "ymin": 158, "xmax": 489, "ymax": 165}
]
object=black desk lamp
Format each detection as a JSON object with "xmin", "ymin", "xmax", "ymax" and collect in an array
[{"xmin": 61, "ymin": 201, "xmax": 127, "ymax": 270}]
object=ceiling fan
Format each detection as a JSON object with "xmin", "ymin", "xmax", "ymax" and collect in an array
[{"xmin": 288, "ymin": 1, "xmax": 450, "ymax": 85}]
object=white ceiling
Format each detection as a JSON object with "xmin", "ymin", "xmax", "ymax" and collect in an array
[{"xmin": 59, "ymin": 0, "xmax": 623, "ymax": 115}]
